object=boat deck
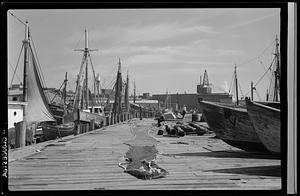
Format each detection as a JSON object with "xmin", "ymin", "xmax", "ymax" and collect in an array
[{"xmin": 8, "ymin": 118, "xmax": 281, "ymax": 190}]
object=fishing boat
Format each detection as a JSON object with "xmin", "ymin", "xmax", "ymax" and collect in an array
[
  {"xmin": 63, "ymin": 29, "xmax": 106, "ymax": 127},
  {"xmin": 42, "ymin": 122, "xmax": 75, "ymax": 140},
  {"xmin": 246, "ymin": 100, "xmax": 280, "ymax": 154},
  {"xmin": 198, "ymin": 65, "xmax": 268, "ymax": 152},
  {"xmin": 42, "ymin": 72, "xmax": 76, "ymax": 140},
  {"xmin": 246, "ymin": 35, "xmax": 281, "ymax": 155},
  {"xmin": 8, "ymin": 16, "xmax": 56, "ymax": 147}
]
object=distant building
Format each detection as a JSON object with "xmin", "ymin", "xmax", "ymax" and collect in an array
[
  {"xmin": 197, "ymin": 69, "xmax": 212, "ymax": 94},
  {"xmin": 142, "ymin": 93, "xmax": 150, "ymax": 99},
  {"xmin": 152, "ymin": 70, "xmax": 233, "ymax": 112},
  {"xmin": 103, "ymin": 97, "xmax": 158, "ymax": 112},
  {"xmin": 152, "ymin": 93, "xmax": 232, "ymax": 112},
  {"xmin": 130, "ymin": 98, "xmax": 158, "ymax": 111}
]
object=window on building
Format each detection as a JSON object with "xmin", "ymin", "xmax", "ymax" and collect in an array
[
  {"xmin": 14, "ymin": 111, "xmax": 17, "ymax": 116},
  {"xmin": 13, "ymin": 97, "xmax": 17, "ymax": 101}
]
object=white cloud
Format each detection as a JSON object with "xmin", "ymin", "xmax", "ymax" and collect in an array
[
  {"xmin": 225, "ymin": 13, "xmax": 278, "ymax": 30},
  {"xmin": 65, "ymin": 22, "xmax": 219, "ymax": 47}
]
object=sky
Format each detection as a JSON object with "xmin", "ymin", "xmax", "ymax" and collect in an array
[{"xmin": 7, "ymin": 8, "xmax": 280, "ymax": 101}]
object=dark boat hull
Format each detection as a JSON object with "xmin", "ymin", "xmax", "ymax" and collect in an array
[
  {"xmin": 199, "ymin": 100, "xmax": 268, "ymax": 152},
  {"xmin": 42, "ymin": 123, "xmax": 75, "ymax": 140},
  {"xmin": 246, "ymin": 100, "xmax": 280, "ymax": 155},
  {"xmin": 63, "ymin": 110, "xmax": 106, "ymax": 127}
]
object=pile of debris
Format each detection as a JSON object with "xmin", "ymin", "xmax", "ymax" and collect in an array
[{"xmin": 157, "ymin": 121, "xmax": 212, "ymax": 137}]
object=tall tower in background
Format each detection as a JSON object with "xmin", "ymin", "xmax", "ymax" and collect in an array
[{"xmin": 197, "ymin": 70, "xmax": 212, "ymax": 94}]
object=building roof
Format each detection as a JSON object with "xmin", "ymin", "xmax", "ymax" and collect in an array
[
  {"xmin": 8, "ymin": 101, "xmax": 27, "ymax": 106},
  {"xmin": 8, "ymin": 89, "xmax": 23, "ymax": 96},
  {"xmin": 131, "ymin": 99, "xmax": 158, "ymax": 104}
]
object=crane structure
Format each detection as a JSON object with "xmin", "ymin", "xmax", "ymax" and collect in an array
[{"xmin": 197, "ymin": 69, "xmax": 212, "ymax": 94}]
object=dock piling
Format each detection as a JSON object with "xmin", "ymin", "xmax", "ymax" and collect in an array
[
  {"xmin": 90, "ymin": 119, "xmax": 95, "ymax": 131},
  {"xmin": 15, "ymin": 121, "xmax": 26, "ymax": 148}
]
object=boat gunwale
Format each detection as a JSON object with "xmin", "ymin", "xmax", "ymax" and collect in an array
[
  {"xmin": 199, "ymin": 100, "xmax": 247, "ymax": 113},
  {"xmin": 246, "ymin": 100, "xmax": 281, "ymax": 113}
]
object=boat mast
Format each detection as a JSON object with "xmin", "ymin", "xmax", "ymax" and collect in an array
[
  {"xmin": 112, "ymin": 59, "xmax": 122, "ymax": 114},
  {"xmin": 96, "ymin": 73, "xmax": 100, "ymax": 105},
  {"xmin": 74, "ymin": 29, "xmax": 98, "ymax": 110},
  {"xmin": 273, "ymin": 35, "xmax": 280, "ymax": 102},
  {"xmin": 22, "ymin": 20, "xmax": 29, "ymax": 118},
  {"xmin": 84, "ymin": 29, "xmax": 89, "ymax": 110},
  {"xmin": 63, "ymin": 72, "xmax": 68, "ymax": 107},
  {"xmin": 234, "ymin": 64, "xmax": 239, "ymax": 105},
  {"xmin": 250, "ymin": 81, "xmax": 255, "ymax": 101},
  {"xmin": 133, "ymin": 79, "xmax": 136, "ymax": 103},
  {"xmin": 125, "ymin": 70, "xmax": 129, "ymax": 112}
]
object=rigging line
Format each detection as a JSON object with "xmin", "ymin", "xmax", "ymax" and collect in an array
[
  {"xmin": 244, "ymin": 58, "xmax": 276, "ymax": 96},
  {"xmin": 9, "ymin": 44, "xmax": 24, "ymax": 88},
  {"xmin": 88, "ymin": 53, "xmax": 96, "ymax": 83},
  {"xmin": 255, "ymin": 89, "xmax": 262, "ymax": 101},
  {"xmin": 106, "ymin": 78, "xmax": 117, "ymax": 90},
  {"xmin": 238, "ymin": 81, "xmax": 244, "ymax": 98},
  {"xmin": 254, "ymin": 57, "xmax": 275, "ymax": 87},
  {"xmin": 237, "ymin": 39, "xmax": 275, "ymax": 68},
  {"xmin": 97, "ymin": 62, "xmax": 118, "ymax": 89},
  {"xmin": 74, "ymin": 31, "xmax": 84, "ymax": 50},
  {"xmin": 50, "ymin": 82, "xmax": 65, "ymax": 103},
  {"xmin": 30, "ymin": 32, "xmax": 51, "ymax": 100},
  {"xmin": 9, "ymin": 62, "xmax": 22, "ymax": 84},
  {"xmin": 108, "ymin": 62, "xmax": 119, "ymax": 76},
  {"xmin": 259, "ymin": 39, "xmax": 276, "ymax": 58},
  {"xmin": 29, "ymin": 43, "xmax": 50, "ymax": 102},
  {"xmin": 228, "ymin": 72, "xmax": 235, "ymax": 94},
  {"xmin": 30, "ymin": 32, "xmax": 47, "ymax": 88},
  {"xmin": 8, "ymin": 12, "xmax": 26, "ymax": 26},
  {"xmin": 106, "ymin": 82, "xmax": 116, "ymax": 97},
  {"xmin": 258, "ymin": 57, "xmax": 273, "ymax": 80},
  {"xmin": 103, "ymin": 76, "xmax": 116, "ymax": 89},
  {"xmin": 101, "ymin": 78, "xmax": 109, "ymax": 89}
]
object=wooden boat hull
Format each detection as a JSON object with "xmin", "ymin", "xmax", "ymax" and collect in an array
[
  {"xmin": 63, "ymin": 110, "xmax": 106, "ymax": 127},
  {"xmin": 42, "ymin": 123, "xmax": 75, "ymax": 140},
  {"xmin": 199, "ymin": 100, "xmax": 268, "ymax": 152},
  {"xmin": 246, "ymin": 99, "xmax": 280, "ymax": 155}
]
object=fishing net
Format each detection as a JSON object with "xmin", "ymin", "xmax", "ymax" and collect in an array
[{"xmin": 118, "ymin": 158, "xmax": 168, "ymax": 180}]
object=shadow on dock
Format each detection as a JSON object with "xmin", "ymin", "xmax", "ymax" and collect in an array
[
  {"xmin": 162, "ymin": 150, "xmax": 280, "ymax": 160},
  {"xmin": 205, "ymin": 165, "xmax": 281, "ymax": 177}
]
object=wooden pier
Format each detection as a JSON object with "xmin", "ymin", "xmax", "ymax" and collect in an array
[{"xmin": 8, "ymin": 118, "xmax": 281, "ymax": 190}]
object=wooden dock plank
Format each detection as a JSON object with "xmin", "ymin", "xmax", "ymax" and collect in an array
[{"xmin": 8, "ymin": 119, "xmax": 281, "ymax": 190}]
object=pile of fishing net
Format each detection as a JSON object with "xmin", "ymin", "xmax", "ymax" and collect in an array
[{"xmin": 118, "ymin": 158, "xmax": 168, "ymax": 180}]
